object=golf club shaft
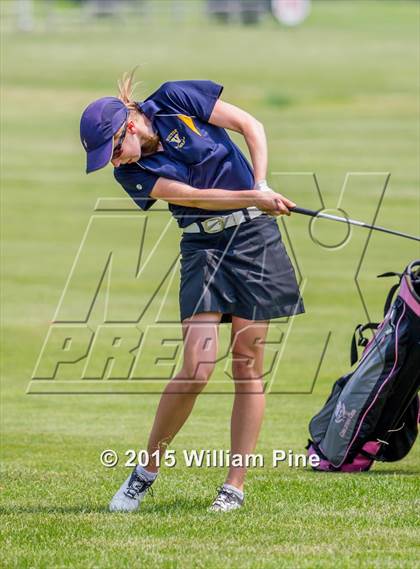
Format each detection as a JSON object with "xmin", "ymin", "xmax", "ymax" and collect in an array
[{"xmin": 290, "ymin": 206, "xmax": 420, "ymax": 243}]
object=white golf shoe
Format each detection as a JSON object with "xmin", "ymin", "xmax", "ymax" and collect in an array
[
  {"xmin": 109, "ymin": 467, "xmax": 156, "ymax": 513},
  {"xmin": 209, "ymin": 485, "xmax": 244, "ymax": 512}
]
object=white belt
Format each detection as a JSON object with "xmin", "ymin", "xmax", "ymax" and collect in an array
[{"xmin": 183, "ymin": 207, "xmax": 264, "ymax": 234}]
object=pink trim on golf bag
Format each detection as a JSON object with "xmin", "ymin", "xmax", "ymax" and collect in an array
[{"xmin": 399, "ymin": 277, "xmax": 420, "ymax": 316}]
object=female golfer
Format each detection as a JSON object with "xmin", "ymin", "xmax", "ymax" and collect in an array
[{"xmin": 80, "ymin": 71, "xmax": 304, "ymax": 512}]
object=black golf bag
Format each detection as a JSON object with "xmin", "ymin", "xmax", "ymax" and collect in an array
[{"xmin": 307, "ymin": 260, "xmax": 420, "ymax": 472}]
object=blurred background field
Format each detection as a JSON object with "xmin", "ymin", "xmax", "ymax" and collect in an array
[{"xmin": 1, "ymin": 1, "xmax": 419, "ymax": 567}]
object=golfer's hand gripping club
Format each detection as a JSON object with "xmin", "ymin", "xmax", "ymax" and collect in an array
[{"xmin": 254, "ymin": 181, "xmax": 296, "ymax": 216}]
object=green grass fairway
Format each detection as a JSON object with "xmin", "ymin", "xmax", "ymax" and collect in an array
[{"xmin": 1, "ymin": 1, "xmax": 419, "ymax": 567}]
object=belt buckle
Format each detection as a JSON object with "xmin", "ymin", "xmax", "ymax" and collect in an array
[{"xmin": 202, "ymin": 216, "xmax": 226, "ymax": 234}]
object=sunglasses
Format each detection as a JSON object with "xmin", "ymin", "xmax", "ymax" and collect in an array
[{"xmin": 112, "ymin": 122, "xmax": 128, "ymax": 160}]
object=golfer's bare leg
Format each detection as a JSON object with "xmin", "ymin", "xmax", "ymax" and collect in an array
[
  {"xmin": 145, "ymin": 311, "xmax": 222, "ymax": 472},
  {"xmin": 226, "ymin": 317, "xmax": 269, "ymax": 491}
]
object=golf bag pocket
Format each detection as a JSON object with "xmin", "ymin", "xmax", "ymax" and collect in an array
[{"xmin": 307, "ymin": 260, "xmax": 420, "ymax": 472}]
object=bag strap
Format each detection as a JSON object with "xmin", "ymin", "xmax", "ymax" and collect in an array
[
  {"xmin": 377, "ymin": 271, "xmax": 403, "ymax": 317},
  {"xmin": 382, "ymin": 283, "xmax": 401, "ymax": 317},
  {"xmin": 350, "ymin": 323, "xmax": 380, "ymax": 366},
  {"xmin": 350, "ymin": 269, "xmax": 404, "ymax": 365},
  {"xmin": 376, "ymin": 272, "xmax": 401, "ymax": 278}
]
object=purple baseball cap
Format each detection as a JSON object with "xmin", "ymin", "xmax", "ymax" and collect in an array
[{"xmin": 80, "ymin": 97, "xmax": 129, "ymax": 174}]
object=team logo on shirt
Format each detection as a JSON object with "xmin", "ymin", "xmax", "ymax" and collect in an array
[
  {"xmin": 166, "ymin": 116, "xmax": 202, "ymax": 150},
  {"xmin": 166, "ymin": 129, "xmax": 186, "ymax": 149}
]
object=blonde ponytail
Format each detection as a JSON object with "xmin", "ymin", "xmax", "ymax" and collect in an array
[{"xmin": 117, "ymin": 67, "xmax": 141, "ymax": 111}]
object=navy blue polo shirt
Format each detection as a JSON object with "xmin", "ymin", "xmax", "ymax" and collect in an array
[{"xmin": 114, "ymin": 80, "xmax": 255, "ymax": 228}]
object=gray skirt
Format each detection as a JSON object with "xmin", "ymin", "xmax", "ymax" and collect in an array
[{"xmin": 179, "ymin": 214, "xmax": 305, "ymax": 323}]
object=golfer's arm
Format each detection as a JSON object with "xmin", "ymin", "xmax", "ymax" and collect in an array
[
  {"xmin": 209, "ymin": 100, "xmax": 267, "ymax": 183},
  {"xmin": 150, "ymin": 178, "xmax": 258, "ymax": 210}
]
